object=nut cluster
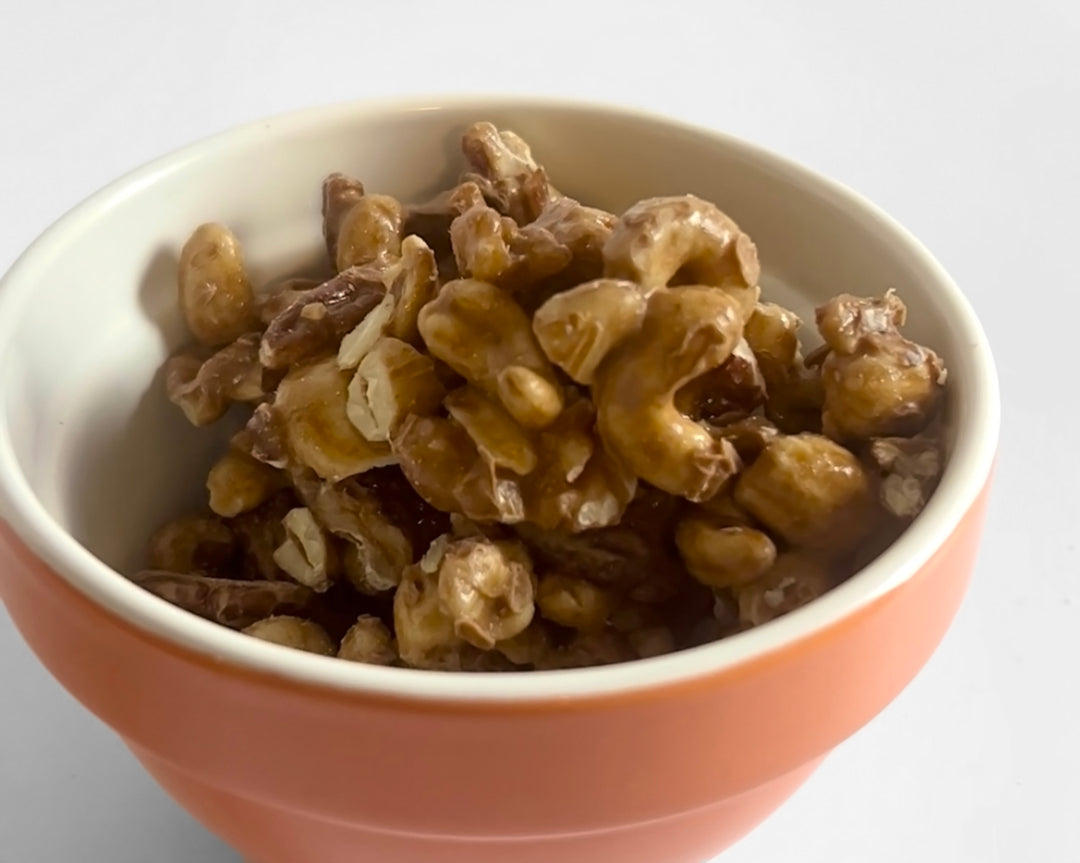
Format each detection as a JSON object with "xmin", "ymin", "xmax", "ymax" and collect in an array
[{"xmin": 138, "ymin": 121, "xmax": 948, "ymax": 670}]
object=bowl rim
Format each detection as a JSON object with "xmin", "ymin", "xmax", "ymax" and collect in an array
[{"xmin": 0, "ymin": 93, "xmax": 1000, "ymax": 703}]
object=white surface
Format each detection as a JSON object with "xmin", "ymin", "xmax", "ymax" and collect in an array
[{"xmin": 0, "ymin": 1, "xmax": 1073, "ymax": 861}]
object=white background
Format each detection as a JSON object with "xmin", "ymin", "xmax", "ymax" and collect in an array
[{"xmin": 0, "ymin": 1, "xmax": 1075, "ymax": 861}]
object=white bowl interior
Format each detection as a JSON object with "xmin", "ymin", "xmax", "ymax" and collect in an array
[{"xmin": 0, "ymin": 98, "xmax": 998, "ymax": 700}]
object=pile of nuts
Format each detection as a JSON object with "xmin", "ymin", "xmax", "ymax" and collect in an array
[{"xmin": 136, "ymin": 121, "xmax": 948, "ymax": 671}]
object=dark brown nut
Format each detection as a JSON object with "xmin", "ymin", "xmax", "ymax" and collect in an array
[
  {"xmin": 335, "ymin": 193, "xmax": 405, "ymax": 272},
  {"xmin": 435, "ymin": 537, "xmax": 535, "ymax": 649},
  {"xmin": 338, "ymin": 615, "xmax": 398, "ymax": 665},
  {"xmin": 693, "ymin": 490, "xmax": 756, "ymax": 527},
  {"xmin": 229, "ymin": 490, "xmax": 297, "ymax": 581},
  {"xmin": 674, "ymin": 338, "xmax": 766, "ymax": 424},
  {"xmin": 147, "ymin": 516, "xmax": 236, "ymax": 576},
  {"xmin": 532, "ymin": 279, "xmax": 648, "ymax": 385},
  {"xmin": 627, "ymin": 626, "xmax": 677, "ymax": 659},
  {"xmin": 494, "ymin": 619, "xmax": 553, "ymax": 666},
  {"xmin": 242, "ymin": 615, "xmax": 335, "ymax": 655},
  {"xmin": 530, "ymin": 197, "xmax": 616, "ymax": 284},
  {"xmin": 257, "ymin": 276, "xmax": 322, "ymax": 326},
  {"xmin": 743, "ymin": 302, "xmax": 824, "ymax": 434},
  {"xmin": 593, "ymin": 286, "xmax": 747, "ymax": 502},
  {"xmin": 603, "ymin": 195, "xmax": 759, "ymax": 308},
  {"xmin": 418, "ymin": 278, "xmax": 564, "ymax": 429},
  {"xmin": 165, "ymin": 333, "xmax": 266, "ymax": 427},
  {"xmin": 347, "ymin": 337, "xmax": 446, "ymax": 442},
  {"xmin": 536, "ymin": 574, "xmax": 612, "ymax": 631},
  {"xmin": 207, "ymin": 449, "xmax": 286, "ymax": 518},
  {"xmin": 177, "ymin": 223, "xmax": 259, "ymax": 346},
  {"xmin": 385, "ymin": 235, "xmax": 439, "ymax": 346},
  {"xmin": 735, "ymin": 552, "xmax": 834, "ymax": 627},
  {"xmin": 131, "ymin": 570, "xmax": 313, "ymax": 628},
  {"xmin": 534, "ymin": 629, "xmax": 635, "ymax": 670},
  {"xmin": 444, "ymin": 386, "xmax": 538, "ymax": 476},
  {"xmin": 866, "ymin": 435, "xmax": 944, "ymax": 518},
  {"xmin": 337, "ymin": 291, "xmax": 397, "ymax": 369},
  {"xmin": 322, "ymin": 173, "xmax": 366, "ymax": 263},
  {"xmin": 291, "ymin": 471, "xmax": 412, "ymax": 595},
  {"xmin": 244, "ymin": 402, "xmax": 290, "ymax": 469},
  {"xmin": 402, "ymin": 181, "xmax": 487, "ymax": 260},
  {"xmin": 675, "ymin": 516, "xmax": 777, "ymax": 589},
  {"xmin": 816, "ymin": 292, "xmax": 947, "ymax": 440},
  {"xmin": 707, "ymin": 416, "xmax": 780, "ymax": 463},
  {"xmin": 274, "ymin": 356, "xmax": 396, "ymax": 482},
  {"xmin": 734, "ymin": 433, "xmax": 872, "ymax": 552},
  {"xmin": 272, "ymin": 506, "xmax": 337, "ymax": 592},
  {"xmin": 461, "ymin": 121, "xmax": 560, "ymax": 224},
  {"xmin": 449, "ymin": 204, "xmax": 571, "ymax": 293},
  {"xmin": 259, "ymin": 267, "xmax": 388, "ymax": 370}
]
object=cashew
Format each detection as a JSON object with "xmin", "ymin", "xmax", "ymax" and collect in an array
[
  {"xmin": 338, "ymin": 615, "xmax": 398, "ymax": 665},
  {"xmin": 593, "ymin": 286, "xmax": 747, "ymax": 502},
  {"xmin": 243, "ymin": 615, "xmax": 336, "ymax": 655},
  {"xmin": 385, "ymin": 234, "xmax": 439, "ymax": 346},
  {"xmin": 206, "ymin": 448, "xmax": 286, "ymax": 518},
  {"xmin": 744, "ymin": 302, "xmax": 823, "ymax": 433},
  {"xmin": 536, "ymin": 574, "xmax": 612, "ymax": 631},
  {"xmin": 675, "ymin": 516, "xmax": 777, "ymax": 589},
  {"xmin": 444, "ymin": 386, "xmax": 538, "ymax": 476},
  {"xmin": 177, "ymin": 223, "xmax": 259, "ymax": 345}
]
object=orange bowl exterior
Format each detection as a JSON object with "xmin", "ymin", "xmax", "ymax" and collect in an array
[{"xmin": 0, "ymin": 480, "xmax": 991, "ymax": 863}]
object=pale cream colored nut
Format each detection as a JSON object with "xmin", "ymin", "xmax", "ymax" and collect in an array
[
  {"xmin": 291, "ymin": 470, "xmax": 412, "ymax": 594},
  {"xmin": 674, "ymin": 338, "xmax": 766, "ymax": 424},
  {"xmin": 436, "ymin": 537, "xmax": 535, "ymax": 650},
  {"xmin": 147, "ymin": 516, "xmax": 236, "ymax": 576},
  {"xmin": 242, "ymin": 615, "xmax": 335, "ymax": 655},
  {"xmin": 322, "ymin": 173, "xmax": 366, "ymax": 263},
  {"xmin": 627, "ymin": 626, "xmax": 676, "ymax": 659},
  {"xmin": 417, "ymin": 278, "xmax": 564, "ymax": 428},
  {"xmin": 385, "ymin": 235, "xmax": 439, "ymax": 346},
  {"xmin": 177, "ymin": 223, "xmax": 259, "ymax": 346},
  {"xmin": 272, "ymin": 507, "xmax": 336, "ymax": 592},
  {"xmin": 536, "ymin": 574, "xmax": 612, "ymax": 631},
  {"xmin": 257, "ymin": 276, "xmax": 322, "ymax": 325},
  {"xmin": 867, "ymin": 435, "xmax": 943, "ymax": 518},
  {"xmin": 402, "ymin": 181, "xmax": 487, "ymax": 258},
  {"xmin": 335, "ymin": 193, "xmax": 405, "ymax": 272},
  {"xmin": 338, "ymin": 615, "xmax": 398, "ymax": 665},
  {"xmin": 674, "ymin": 516, "xmax": 777, "ymax": 589},
  {"xmin": 346, "ymin": 337, "xmax": 445, "ymax": 442},
  {"xmin": 337, "ymin": 291, "xmax": 396, "ymax": 369},
  {"xmin": 744, "ymin": 302, "xmax": 824, "ymax": 434},
  {"xmin": 444, "ymin": 386, "xmax": 538, "ymax": 476},
  {"xmin": 734, "ymin": 433, "xmax": 872, "ymax": 551},
  {"xmin": 603, "ymin": 195, "xmax": 760, "ymax": 311},
  {"xmin": 259, "ymin": 267, "xmax": 388, "ymax": 370},
  {"xmin": 735, "ymin": 552, "xmax": 834, "ymax": 627},
  {"xmin": 165, "ymin": 333, "xmax": 266, "ymax": 426},
  {"xmin": 593, "ymin": 286, "xmax": 746, "ymax": 501},
  {"xmin": 532, "ymin": 278, "xmax": 648, "ymax": 384},
  {"xmin": 131, "ymin": 570, "xmax": 313, "ymax": 629},
  {"xmin": 817, "ymin": 292, "xmax": 947, "ymax": 440},
  {"xmin": 207, "ymin": 449, "xmax": 285, "ymax": 518},
  {"xmin": 461, "ymin": 121, "xmax": 560, "ymax": 224},
  {"xmin": 393, "ymin": 559, "xmax": 464, "ymax": 669},
  {"xmin": 274, "ymin": 356, "xmax": 396, "ymax": 482}
]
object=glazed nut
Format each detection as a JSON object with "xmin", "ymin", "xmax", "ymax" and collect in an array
[
  {"xmin": 743, "ymin": 302, "xmax": 824, "ymax": 434},
  {"xmin": 460, "ymin": 121, "xmax": 559, "ymax": 224},
  {"xmin": 627, "ymin": 626, "xmax": 676, "ymax": 659},
  {"xmin": 257, "ymin": 276, "xmax": 322, "ymax": 325},
  {"xmin": 242, "ymin": 615, "xmax": 335, "ymax": 655},
  {"xmin": 385, "ymin": 234, "xmax": 439, "ymax": 346},
  {"xmin": 177, "ymin": 223, "xmax": 259, "ymax": 345},
  {"xmin": 132, "ymin": 570, "xmax": 313, "ymax": 629},
  {"xmin": 449, "ymin": 203, "xmax": 571, "ymax": 291},
  {"xmin": 147, "ymin": 516, "xmax": 236, "ymax": 576},
  {"xmin": 335, "ymin": 193, "xmax": 405, "ymax": 272},
  {"xmin": 321, "ymin": 173, "xmax": 366, "ymax": 263},
  {"xmin": 735, "ymin": 553, "xmax": 834, "ymax": 627},
  {"xmin": 674, "ymin": 517, "xmax": 777, "ymax": 589},
  {"xmin": 393, "ymin": 559, "xmax": 463, "ymax": 669},
  {"xmin": 337, "ymin": 291, "xmax": 396, "ymax": 368},
  {"xmin": 444, "ymin": 386, "xmax": 538, "ymax": 475},
  {"xmin": 272, "ymin": 507, "xmax": 335, "ymax": 592},
  {"xmin": 436, "ymin": 538, "xmax": 536, "ymax": 649},
  {"xmin": 229, "ymin": 491, "xmax": 298, "ymax": 582},
  {"xmin": 674, "ymin": 338, "xmax": 767, "ymax": 424},
  {"xmin": 867, "ymin": 435, "xmax": 943, "ymax": 518},
  {"xmin": 165, "ymin": 333, "xmax": 266, "ymax": 427},
  {"xmin": 207, "ymin": 449, "xmax": 285, "ymax": 518},
  {"xmin": 530, "ymin": 197, "xmax": 616, "ymax": 283},
  {"xmin": 734, "ymin": 433, "xmax": 871, "ymax": 550},
  {"xmin": 338, "ymin": 615, "xmax": 398, "ymax": 665},
  {"xmin": 402, "ymin": 181, "xmax": 487, "ymax": 259},
  {"xmin": 536, "ymin": 574, "xmax": 612, "ymax": 631},
  {"xmin": 346, "ymin": 337, "xmax": 446, "ymax": 442}
]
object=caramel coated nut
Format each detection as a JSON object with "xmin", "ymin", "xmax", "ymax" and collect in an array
[
  {"xmin": 393, "ymin": 558, "xmax": 464, "ymax": 670},
  {"xmin": 334, "ymin": 193, "xmax": 405, "ymax": 272},
  {"xmin": 675, "ymin": 517, "xmax": 777, "ymax": 589},
  {"xmin": 403, "ymin": 181, "xmax": 487, "ymax": 260},
  {"xmin": 242, "ymin": 615, "xmax": 335, "ymax": 655},
  {"xmin": 207, "ymin": 448, "xmax": 286, "ymax": 518},
  {"xmin": 322, "ymin": 173, "xmax": 366, "ymax": 263},
  {"xmin": 444, "ymin": 386, "xmax": 538, "ymax": 476},
  {"xmin": 338, "ymin": 615, "xmax": 398, "ymax": 665},
  {"xmin": 461, "ymin": 121, "xmax": 560, "ymax": 224},
  {"xmin": 132, "ymin": 570, "xmax": 313, "ymax": 629},
  {"xmin": 531, "ymin": 197, "xmax": 616, "ymax": 282},
  {"xmin": 385, "ymin": 235, "xmax": 439, "ymax": 346},
  {"xmin": 744, "ymin": 302, "xmax": 824, "ymax": 433},
  {"xmin": 536, "ymin": 574, "xmax": 612, "ymax": 631},
  {"xmin": 674, "ymin": 338, "xmax": 766, "ymax": 424},
  {"xmin": 166, "ymin": 333, "xmax": 266, "ymax": 427},
  {"xmin": 347, "ymin": 337, "xmax": 446, "ymax": 442},
  {"xmin": 177, "ymin": 223, "xmax": 259, "ymax": 346}
]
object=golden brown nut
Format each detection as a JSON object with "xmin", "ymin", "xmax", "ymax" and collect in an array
[
  {"xmin": 531, "ymin": 197, "xmax": 616, "ymax": 283},
  {"xmin": 207, "ymin": 448, "xmax": 285, "ymax": 518},
  {"xmin": 147, "ymin": 516, "xmax": 236, "ymax": 576},
  {"xmin": 242, "ymin": 615, "xmax": 335, "ymax": 655},
  {"xmin": 321, "ymin": 173, "xmax": 366, "ymax": 263},
  {"xmin": 675, "ymin": 516, "xmax": 777, "ymax": 589},
  {"xmin": 259, "ymin": 267, "xmax": 389, "ymax": 370},
  {"xmin": 177, "ymin": 223, "xmax": 259, "ymax": 346},
  {"xmin": 532, "ymin": 278, "xmax": 648, "ymax": 384},
  {"xmin": 536, "ymin": 574, "xmax": 612, "ymax": 631},
  {"xmin": 436, "ymin": 537, "xmax": 536, "ymax": 649},
  {"xmin": 707, "ymin": 416, "xmax": 780, "ymax": 462},
  {"xmin": 257, "ymin": 276, "xmax": 322, "ymax": 325},
  {"xmin": 866, "ymin": 434, "xmax": 944, "ymax": 518},
  {"xmin": 461, "ymin": 121, "xmax": 559, "ymax": 224},
  {"xmin": 338, "ymin": 615, "xmax": 398, "ymax": 665},
  {"xmin": 131, "ymin": 570, "xmax": 313, "ymax": 628},
  {"xmin": 735, "ymin": 553, "xmax": 834, "ymax": 627},
  {"xmin": 816, "ymin": 292, "xmax": 947, "ymax": 440},
  {"xmin": 393, "ymin": 558, "xmax": 465, "ymax": 670},
  {"xmin": 346, "ymin": 337, "xmax": 446, "ymax": 442},
  {"xmin": 418, "ymin": 278, "xmax": 564, "ymax": 428},
  {"xmin": 734, "ymin": 433, "xmax": 872, "ymax": 551},
  {"xmin": 444, "ymin": 386, "xmax": 538, "ymax": 476},
  {"xmin": 674, "ymin": 338, "xmax": 766, "ymax": 424},
  {"xmin": 385, "ymin": 235, "xmax": 439, "ymax": 346},
  {"xmin": 271, "ymin": 506, "xmax": 337, "ymax": 592},
  {"xmin": 403, "ymin": 181, "xmax": 488, "ymax": 260},
  {"xmin": 593, "ymin": 286, "xmax": 747, "ymax": 501},
  {"xmin": 743, "ymin": 302, "xmax": 824, "ymax": 433},
  {"xmin": 494, "ymin": 619, "xmax": 553, "ymax": 666},
  {"xmin": 603, "ymin": 195, "xmax": 759, "ymax": 307},
  {"xmin": 274, "ymin": 356, "xmax": 396, "ymax": 482},
  {"xmin": 165, "ymin": 333, "xmax": 267, "ymax": 427},
  {"xmin": 627, "ymin": 626, "xmax": 677, "ymax": 659},
  {"xmin": 229, "ymin": 490, "xmax": 297, "ymax": 581},
  {"xmin": 335, "ymin": 193, "xmax": 405, "ymax": 272}
]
